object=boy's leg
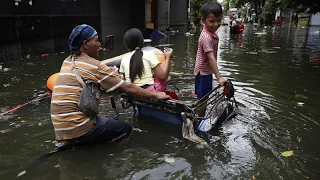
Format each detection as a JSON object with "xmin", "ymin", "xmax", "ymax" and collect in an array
[
  {"xmin": 195, "ymin": 73, "xmax": 213, "ymax": 100},
  {"xmin": 195, "ymin": 73, "xmax": 213, "ymax": 118}
]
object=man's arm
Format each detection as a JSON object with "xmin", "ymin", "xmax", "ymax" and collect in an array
[{"xmin": 97, "ymin": 63, "xmax": 170, "ymax": 100}]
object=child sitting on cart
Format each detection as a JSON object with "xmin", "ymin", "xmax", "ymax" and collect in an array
[{"xmin": 119, "ymin": 28, "xmax": 173, "ymax": 92}]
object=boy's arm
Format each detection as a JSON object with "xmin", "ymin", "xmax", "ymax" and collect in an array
[{"xmin": 206, "ymin": 52, "xmax": 228, "ymax": 86}]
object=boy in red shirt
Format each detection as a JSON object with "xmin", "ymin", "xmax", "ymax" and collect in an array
[{"xmin": 194, "ymin": 1, "xmax": 228, "ymax": 100}]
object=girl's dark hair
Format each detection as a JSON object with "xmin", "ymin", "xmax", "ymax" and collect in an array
[
  {"xmin": 201, "ymin": 1, "xmax": 222, "ymax": 18},
  {"xmin": 123, "ymin": 28, "xmax": 145, "ymax": 83}
]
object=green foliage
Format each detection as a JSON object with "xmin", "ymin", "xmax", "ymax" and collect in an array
[
  {"xmin": 191, "ymin": 0, "xmax": 224, "ymax": 25},
  {"xmin": 234, "ymin": 0, "xmax": 320, "ymax": 17},
  {"xmin": 190, "ymin": 0, "xmax": 209, "ymax": 25}
]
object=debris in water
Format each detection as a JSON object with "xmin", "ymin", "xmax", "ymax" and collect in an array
[
  {"xmin": 133, "ymin": 128, "xmax": 142, "ymax": 132},
  {"xmin": 38, "ymin": 122, "xmax": 42, "ymax": 126},
  {"xmin": 185, "ymin": 32, "xmax": 194, "ymax": 36},
  {"xmin": 196, "ymin": 144, "xmax": 205, "ymax": 149},
  {"xmin": 169, "ymin": 72, "xmax": 184, "ymax": 76},
  {"xmin": 0, "ymin": 107, "xmax": 9, "ymax": 113},
  {"xmin": 247, "ymin": 52, "xmax": 258, "ymax": 55},
  {"xmin": 3, "ymin": 68, "xmax": 10, "ymax": 72},
  {"xmin": 41, "ymin": 53, "xmax": 49, "ymax": 57},
  {"xmin": 164, "ymin": 157, "xmax": 175, "ymax": 163},
  {"xmin": 255, "ymin": 32, "xmax": 267, "ymax": 35},
  {"xmin": 54, "ymin": 164, "xmax": 60, "ymax": 168},
  {"xmin": 252, "ymin": 175, "xmax": 256, "ymax": 180},
  {"xmin": 45, "ymin": 140, "xmax": 52, "ymax": 143},
  {"xmin": 281, "ymin": 151, "xmax": 294, "ymax": 157},
  {"xmin": 17, "ymin": 170, "xmax": 26, "ymax": 177},
  {"xmin": 11, "ymin": 77, "xmax": 20, "ymax": 83},
  {"xmin": 3, "ymin": 84, "xmax": 11, "ymax": 88},
  {"xmin": 0, "ymin": 128, "xmax": 13, "ymax": 134},
  {"xmin": 297, "ymin": 102, "xmax": 304, "ymax": 107},
  {"xmin": 295, "ymin": 94, "xmax": 307, "ymax": 100}
]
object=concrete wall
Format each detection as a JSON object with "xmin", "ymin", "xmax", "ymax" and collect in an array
[
  {"xmin": 310, "ymin": 13, "xmax": 320, "ymax": 26},
  {"xmin": 100, "ymin": 0, "xmax": 145, "ymax": 43},
  {"xmin": 170, "ymin": 0, "xmax": 188, "ymax": 26},
  {"xmin": 157, "ymin": 0, "xmax": 169, "ymax": 30}
]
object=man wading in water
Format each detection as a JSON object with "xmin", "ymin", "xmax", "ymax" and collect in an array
[{"xmin": 50, "ymin": 24, "xmax": 170, "ymax": 148}]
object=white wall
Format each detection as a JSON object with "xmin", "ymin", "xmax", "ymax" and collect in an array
[{"xmin": 310, "ymin": 13, "xmax": 320, "ymax": 26}]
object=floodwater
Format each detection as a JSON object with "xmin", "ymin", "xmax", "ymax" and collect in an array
[{"xmin": 1, "ymin": 23, "xmax": 320, "ymax": 179}]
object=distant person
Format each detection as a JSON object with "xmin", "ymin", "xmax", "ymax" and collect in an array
[
  {"xmin": 120, "ymin": 28, "xmax": 172, "ymax": 92},
  {"xmin": 50, "ymin": 24, "xmax": 170, "ymax": 147},
  {"xmin": 238, "ymin": 20, "xmax": 244, "ymax": 33},
  {"xmin": 193, "ymin": 1, "xmax": 228, "ymax": 118},
  {"xmin": 294, "ymin": 14, "xmax": 299, "ymax": 27}
]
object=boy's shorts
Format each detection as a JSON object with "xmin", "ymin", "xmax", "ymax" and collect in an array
[{"xmin": 195, "ymin": 73, "xmax": 213, "ymax": 99}]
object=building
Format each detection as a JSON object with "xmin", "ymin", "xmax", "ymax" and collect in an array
[
  {"xmin": 309, "ymin": 13, "xmax": 320, "ymax": 26},
  {"xmin": 0, "ymin": 0, "xmax": 189, "ymax": 61}
]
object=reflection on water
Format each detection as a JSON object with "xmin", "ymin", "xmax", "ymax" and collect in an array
[{"xmin": 1, "ymin": 24, "xmax": 320, "ymax": 179}]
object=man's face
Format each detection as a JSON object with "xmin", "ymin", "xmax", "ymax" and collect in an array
[
  {"xmin": 202, "ymin": 13, "xmax": 222, "ymax": 32},
  {"xmin": 83, "ymin": 35, "xmax": 101, "ymax": 59}
]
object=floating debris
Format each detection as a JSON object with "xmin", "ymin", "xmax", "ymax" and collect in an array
[
  {"xmin": 164, "ymin": 157, "xmax": 175, "ymax": 163},
  {"xmin": 255, "ymin": 32, "xmax": 267, "ymax": 35},
  {"xmin": 0, "ymin": 128, "xmax": 13, "ymax": 134},
  {"xmin": 17, "ymin": 170, "xmax": 26, "ymax": 177},
  {"xmin": 281, "ymin": 150, "xmax": 294, "ymax": 157},
  {"xmin": 264, "ymin": 51, "xmax": 278, "ymax": 54},
  {"xmin": 185, "ymin": 32, "xmax": 194, "ymax": 36},
  {"xmin": 295, "ymin": 94, "xmax": 307, "ymax": 100},
  {"xmin": 297, "ymin": 102, "xmax": 304, "ymax": 107},
  {"xmin": 41, "ymin": 53, "xmax": 49, "ymax": 57},
  {"xmin": 247, "ymin": 52, "xmax": 258, "ymax": 55},
  {"xmin": 54, "ymin": 164, "xmax": 60, "ymax": 168},
  {"xmin": 133, "ymin": 128, "xmax": 142, "ymax": 132},
  {"xmin": 3, "ymin": 84, "xmax": 11, "ymax": 88},
  {"xmin": 169, "ymin": 72, "xmax": 184, "ymax": 76}
]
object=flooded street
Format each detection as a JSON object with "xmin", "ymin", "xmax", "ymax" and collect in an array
[{"xmin": 1, "ymin": 24, "xmax": 320, "ymax": 179}]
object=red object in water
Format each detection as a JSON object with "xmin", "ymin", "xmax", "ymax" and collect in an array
[
  {"xmin": 41, "ymin": 53, "xmax": 50, "ymax": 57},
  {"xmin": 164, "ymin": 90, "xmax": 179, "ymax": 100},
  {"xmin": 238, "ymin": 24, "xmax": 244, "ymax": 33}
]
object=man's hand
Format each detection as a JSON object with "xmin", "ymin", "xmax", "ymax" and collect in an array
[
  {"xmin": 218, "ymin": 76, "xmax": 228, "ymax": 86},
  {"xmin": 154, "ymin": 92, "xmax": 171, "ymax": 100}
]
